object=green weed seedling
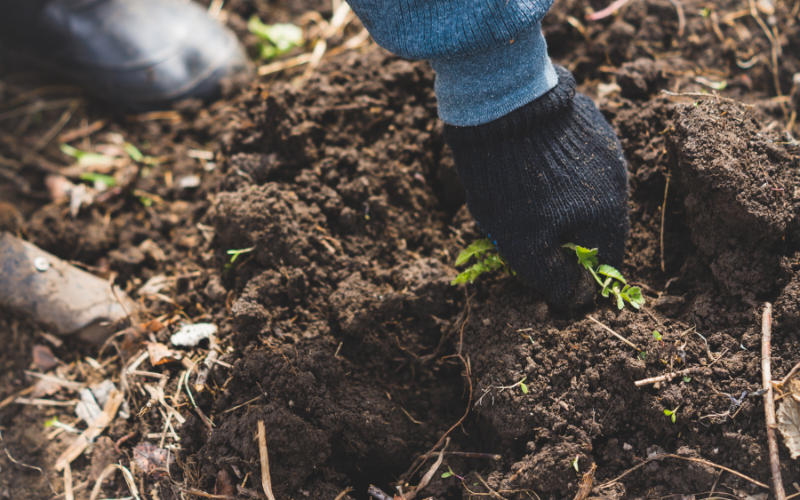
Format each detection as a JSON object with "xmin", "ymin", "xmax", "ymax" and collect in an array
[
  {"xmin": 520, "ymin": 377, "xmax": 529, "ymax": 394},
  {"xmin": 441, "ymin": 467, "xmax": 463, "ymax": 480},
  {"xmin": 569, "ymin": 455, "xmax": 580, "ymax": 473},
  {"xmin": 451, "ymin": 238, "xmax": 515, "ymax": 285},
  {"xmin": 248, "ymin": 17, "xmax": 304, "ymax": 60},
  {"xmin": 663, "ymin": 405, "xmax": 680, "ymax": 423},
  {"xmin": 224, "ymin": 246, "xmax": 256, "ymax": 272},
  {"xmin": 563, "ymin": 243, "xmax": 645, "ymax": 310}
]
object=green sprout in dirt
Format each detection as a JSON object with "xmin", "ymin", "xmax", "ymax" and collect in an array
[
  {"xmin": 248, "ymin": 17, "xmax": 304, "ymax": 60},
  {"xmin": 441, "ymin": 467, "xmax": 464, "ymax": 480},
  {"xmin": 519, "ymin": 377, "xmax": 529, "ymax": 394},
  {"xmin": 569, "ymin": 454, "xmax": 580, "ymax": 473},
  {"xmin": 663, "ymin": 405, "xmax": 681, "ymax": 423},
  {"xmin": 451, "ymin": 238, "xmax": 515, "ymax": 285},
  {"xmin": 563, "ymin": 243, "xmax": 645, "ymax": 310},
  {"xmin": 224, "ymin": 246, "xmax": 256, "ymax": 272}
]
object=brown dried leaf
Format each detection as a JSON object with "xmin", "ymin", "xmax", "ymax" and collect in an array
[
  {"xmin": 133, "ymin": 442, "xmax": 172, "ymax": 476},
  {"xmin": 89, "ymin": 436, "xmax": 119, "ymax": 482},
  {"xmin": 147, "ymin": 342, "xmax": 179, "ymax": 366},
  {"xmin": 215, "ymin": 469, "xmax": 235, "ymax": 497},
  {"xmin": 30, "ymin": 377, "xmax": 62, "ymax": 399},
  {"xmin": 776, "ymin": 396, "xmax": 800, "ymax": 459},
  {"xmin": 32, "ymin": 345, "xmax": 59, "ymax": 371}
]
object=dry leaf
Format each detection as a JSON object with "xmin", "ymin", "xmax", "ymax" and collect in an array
[
  {"xmin": 147, "ymin": 342, "xmax": 179, "ymax": 366},
  {"xmin": 30, "ymin": 377, "xmax": 62, "ymax": 398},
  {"xmin": 89, "ymin": 436, "xmax": 119, "ymax": 482},
  {"xmin": 133, "ymin": 442, "xmax": 172, "ymax": 477},
  {"xmin": 32, "ymin": 345, "xmax": 59, "ymax": 371},
  {"xmin": 777, "ymin": 396, "xmax": 800, "ymax": 459},
  {"xmin": 215, "ymin": 469, "xmax": 236, "ymax": 497}
]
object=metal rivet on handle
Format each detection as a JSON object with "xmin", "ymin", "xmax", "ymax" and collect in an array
[{"xmin": 34, "ymin": 257, "xmax": 50, "ymax": 272}]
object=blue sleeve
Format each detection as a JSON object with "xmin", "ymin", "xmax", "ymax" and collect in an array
[{"xmin": 345, "ymin": 0, "xmax": 555, "ymax": 60}]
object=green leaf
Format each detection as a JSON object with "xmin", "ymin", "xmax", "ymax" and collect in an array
[
  {"xmin": 227, "ymin": 246, "xmax": 256, "ymax": 263},
  {"xmin": 123, "ymin": 143, "xmax": 143, "ymax": 162},
  {"xmin": 563, "ymin": 244, "xmax": 599, "ymax": 270},
  {"xmin": 248, "ymin": 17, "xmax": 303, "ymax": 59},
  {"xmin": 60, "ymin": 143, "xmax": 115, "ymax": 166},
  {"xmin": 44, "ymin": 416, "xmax": 59, "ymax": 428},
  {"xmin": 598, "ymin": 264, "xmax": 625, "ymax": 284},
  {"xmin": 671, "ymin": 413, "xmax": 677, "ymax": 423},
  {"xmin": 441, "ymin": 470, "xmax": 453, "ymax": 479},
  {"xmin": 638, "ymin": 351, "xmax": 647, "ymax": 360},
  {"xmin": 623, "ymin": 286, "xmax": 646, "ymax": 309},
  {"xmin": 79, "ymin": 172, "xmax": 117, "ymax": 187},
  {"xmin": 455, "ymin": 238, "xmax": 495, "ymax": 267},
  {"xmin": 683, "ymin": 376, "xmax": 692, "ymax": 383},
  {"xmin": 663, "ymin": 409, "xmax": 673, "ymax": 416},
  {"xmin": 520, "ymin": 381, "xmax": 528, "ymax": 394},
  {"xmin": 653, "ymin": 330, "xmax": 662, "ymax": 341}
]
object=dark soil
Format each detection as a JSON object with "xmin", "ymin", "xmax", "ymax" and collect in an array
[{"xmin": 3, "ymin": 0, "xmax": 800, "ymax": 499}]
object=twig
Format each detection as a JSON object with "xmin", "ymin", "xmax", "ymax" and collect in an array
[
  {"xmin": 404, "ymin": 438, "xmax": 449, "ymax": 500},
  {"xmin": 660, "ymin": 174, "xmax": 670, "ymax": 272},
  {"xmin": 178, "ymin": 489, "xmax": 235, "ymax": 499},
  {"xmin": 257, "ymin": 420, "xmax": 276, "ymax": 500},
  {"xmin": 660, "ymin": 90, "xmax": 755, "ymax": 107},
  {"xmin": 28, "ymin": 99, "xmax": 81, "ymax": 156},
  {"xmin": 597, "ymin": 453, "xmax": 768, "ymax": 489},
  {"xmin": 573, "ymin": 463, "xmax": 597, "ymax": 500},
  {"xmin": 778, "ymin": 361, "xmax": 800, "ymax": 387},
  {"xmin": 762, "ymin": 303, "xmax": 786, "ymax": 500},
  {"xmin": 368, "ymin": 485, "xmax": 394, "ymax": 500},
  {"xmin": 667, "ymin": 0, "xmax": 685, "ymax": 38},
  {"xmin": 115, "ymin": 431, "xmax": 137, "ymax": 454},
  {"xmin": 634, "ymin": 347, "xmax": 729, "ymax": 386},
  {"xmin": 587, "ymin": 316, "xmax": 643, "ymax": 352},
  {"xmin": 333, "ymin": 487, "xmax": 354, "ymax": 500},
  {"xmin": 64, "ymin": 463, "xmax": 74, "ymax": 500},
  {"xmin": 586, "ymin": 0, "xmax": 636, "ymax": 20},
  {"xmin": 476, "ymin": 473, "xmax": 506, "ymax": 500},
  {"xmin": 55, "ymin": 390, "xmax": 123, "ymax": 471},
  {"xmin": 195, "ymin": 335, "xmax": 220, "ymax": 393},
  {"xmin": 0, "ymin": 385, "xmax": 36, "ymax": 411}
]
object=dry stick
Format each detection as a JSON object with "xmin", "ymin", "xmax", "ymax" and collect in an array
[
  {"xmin": 368, "ymin": 485, "xmax": 394, "ymax": 500},
  {"xmin": 660, "ymin": 174, "xmax": 670, "ymax": 272},
  {"xmin": 597, "ymin": 454, "xmax": 767, "ymax": 489},
  {"xmin": 667, "ymin": 0, "xmax": 685, "ymax": 38},
  {"xmin": 49, "ymin": 482, "xmax": 88, "ymax": 500},
  {"xmin": 586, "ymin": 0, "xmax": 636, "ymax": 20},
  {"xmin": 778, "ymin": 361, "xmax": 800, "ymax": 387},
  {"xmin": 195, "ymin": 335, "xmax": 220, "ymax": 393},
  {"xmin": 28, "ymin": 99, "xmax": 80, "ymax": 156},
  {"xmin": 634, "ymin": 347, "xmax": 729, "ymax": 387},
  {"xmin": 0, "ymin": 385, "xmax": 37, "ymax": 411},
  {"xmin": 55, "ymin": 390, "xmax": 124, "ymax": 471},
  {"xmin": 762, "ymin": 303, "xmax": 787, "ymax": 500},
  {"xmin": 405, "ymin": 437, "xmax": 450, "ymax": 500},
  {"xmin": 64, "ymin": 463, "xmax": 74, "ymax": 500},
  {"xmin": 573, "ymin": 463, "xmax": 597, "ymax": 500},
  {"xmin": 333, "ymin": 487, "xmax": 355, "ymax": 500},
  {"xmin": 587, "ymin": 316, "xmax": 643, "ymax": 352},
  {"xmin": 257, "ymin": 420, "xmax": 276, "ymax": 500},
  {"xmin": 476, "ymin": 473, "xmax": 506, "ymax": 500}
]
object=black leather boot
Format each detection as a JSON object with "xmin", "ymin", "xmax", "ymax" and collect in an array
[{"xmin": 0, "ymin": 0, "xmax": 252, "ymax": 110}]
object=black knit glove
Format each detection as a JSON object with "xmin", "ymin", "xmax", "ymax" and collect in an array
[{"xmin": 445, "ymin": 66, "xmax": 629, "ymax": 307}]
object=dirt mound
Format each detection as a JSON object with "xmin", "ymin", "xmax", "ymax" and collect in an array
[{"xmin": 668, "ymin": 99, "xmax": 800, "ymax": 302}]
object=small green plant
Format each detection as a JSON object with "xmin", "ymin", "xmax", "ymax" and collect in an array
[
  {"xmin": 520, "ymin": 377, "xmax": 529, "ymax": 394},
  {"xmin": 569, "ymin": 455, "xmax": 580, "ymax": 473},
  {"xmin": 451, "ymin": 238, "xmax": 515, "ymax": 285},
  {"xmin": 79, "ymin": 172, "xmax": 117, "ymax": 189},
  {"xmin": 563, "ymin": 243, "xmax": 645, "ymax": 310},
  {"xmin": 638, "ymin": 351, "xmax": 647, "ymax": 360},
  {"xmin": 60, "ymin": 143, "xmax": 114, "ymax": 166},
  {"xmin": 441, "ymin": 467, "xmax": 464, "ymax": 480},
  {"xmin": 663, "ymin": 405, "xmax": 681, "ymax": 423},
  {"xmin": 683, "ymin": 376, "xmax": 692, "ymax": 383},
  {"xmin": 248, "ymin": 17, "xmax": 304, "ymax": 60},
  {"xmin": 652, "ymin": 330, "xmax": 662, "ymax": 341},
  {"xmin": 224, "ymin": 246, "xmax": 256, "ymax": 272}
]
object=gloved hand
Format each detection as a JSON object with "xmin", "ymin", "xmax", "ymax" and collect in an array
[{"xmin": 445, "ymin": 67, "xmax": 629, "ymax": 307}]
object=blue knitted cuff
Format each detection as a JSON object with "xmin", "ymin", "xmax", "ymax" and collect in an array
[{"xmin": 430, "ymin": 24, "xmax": 557, "ymax": 127}]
